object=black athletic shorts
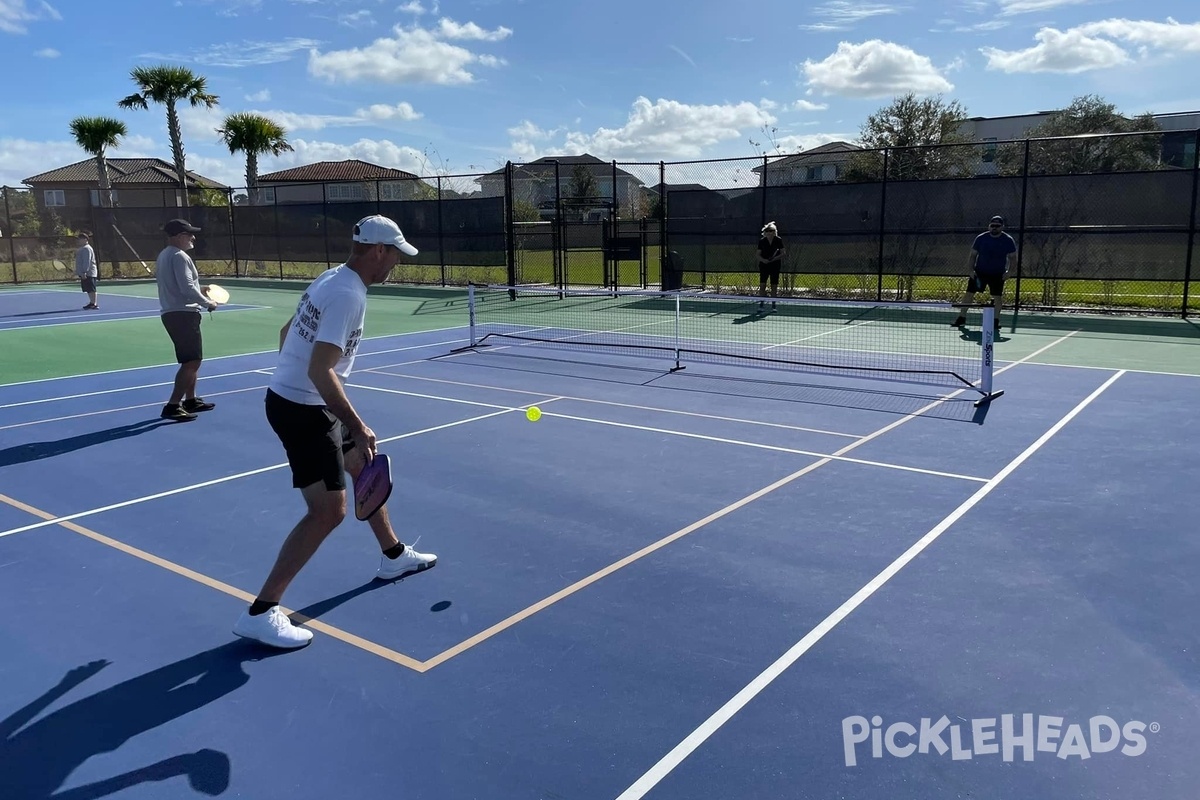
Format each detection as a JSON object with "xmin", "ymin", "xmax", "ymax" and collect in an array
[
  {"xmin": 161, "ymin": 311, "xmax": 203, "ymax": 363},
  {"xmin": 759, "ymin": 262, "xmax": 781, "ymax": 283},
  {"xmin": 264, "ymin": 389, "xmax": 354, "ymax": 491},
  {"xmin": 968, "ymin": 272, "xmax": 1005, "ymax": 296},
  {"xmin": 80, "ymin": 276, "xmax": 97, "ymax": 293}
]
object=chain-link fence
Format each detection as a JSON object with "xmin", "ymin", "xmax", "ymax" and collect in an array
[{"xmin": 4, "ymin": 128, "xmax": 1198, "ymax": 315}]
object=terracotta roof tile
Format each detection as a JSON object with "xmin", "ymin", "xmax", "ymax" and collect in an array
[{"xmin": 258, "ymin": 159, "xmax": 419, "ymax": 182}]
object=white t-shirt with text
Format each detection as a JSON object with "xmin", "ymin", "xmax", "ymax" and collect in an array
[{"xmin": 269, "ymin": 265, "xmax": 368, "ymax": 405}]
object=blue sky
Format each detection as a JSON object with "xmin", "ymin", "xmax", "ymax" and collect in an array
[{"xmin": 0, "ymin": 0, "xmax": 1196, "ymax": 189}]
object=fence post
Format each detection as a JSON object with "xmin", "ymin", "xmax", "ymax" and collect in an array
[
  {"xmin": 761, "ymin": 155, "xmax": 768, "ymax": 231},
  {"xmin": 1182, "ymin": 128, "xmax": 1200, "ymax": 318},
  {"xmin": 876, "ymin": 148, "xmax": 888, "ymax": 301},
  {"xmin": 437, "ymin": 176, "xmax": 446, "ymax": 287},
  {"xmin": 504, "ymin": 161, "xmax": 516, "ymax": 297},
  {"xmin": 3, "ymin": 188, "xmax": 17, "ymax": 284},
  {"xmin": 658, "ymin": 161, "xmax": 666, "ymax": 290},
  {"xmin": 322, "ymin": 183, "xmax": 331, "ymax": 270},
  {"xmin": 229, "ymin": 189, "xmax": 240, "ymax": 278},
  {"xmin": 1014, "ymin": 139, "xmax": 1031, "ymax": 315}
]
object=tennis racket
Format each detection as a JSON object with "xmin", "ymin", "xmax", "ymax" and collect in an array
[{"xmin": 353, "ymin": 453, "xmax": 393, "ymax": 521}]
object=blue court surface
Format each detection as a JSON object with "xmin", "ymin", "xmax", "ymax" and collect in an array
[{"xmin": 1, "ymin": 320, "xmax": 1197, "ymax": 799}]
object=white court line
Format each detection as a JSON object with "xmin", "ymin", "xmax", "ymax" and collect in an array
[
  {"xmin": 613, "ymin": 369, "xmax": 1127, "ymax": 800},
  {"xmin": 0, "ymin": 407, "xmax": 513, "ymax": 540},
  {"xmin": 0, "ymin": 335, "xmax": 469, "ymax": 406},
  {"xmin": 0, "ymin": 324, "xmax": 471, "ymax": 388},
  {"xmin": 363, "ymin": 369, "xmax": 865, "ymax": 439},
  {"xmin": 0, "ymin": 367, "xmax": 271, "ymax": 410},
  {"xmin": 349, "ymin": 382, "xmax": 986, "ymax": 483},
  {"xmin": 762, "ymin": 319, "xmax": 877, "ymax": 351},
  {"xmin": 0, "ymin": 329, "xmax": 1081, "ymax": 539},
  {"xmin": 0, "ymin": 385, "xmax": 268, "ymax": 431},
  {"xmin": 0, "ymin": 306, "xmax": 265, "ymax": 331}
]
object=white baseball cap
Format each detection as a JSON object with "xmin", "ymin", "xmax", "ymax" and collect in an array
[{"xmin": 352, "ymin": 215, "xmax": 418, "ymax": 255}]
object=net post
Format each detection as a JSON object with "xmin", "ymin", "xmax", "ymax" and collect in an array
[
  {"xmin": 672, "ymin": 290, "xmax": 684, "ymax": 371},
  {"xmin": 976, "ymin": 304, "xmax": 1003, "ymax": 406},
  {"xmin": 468, "ymin": 283, "xmax": 477, "ymax": 346}
]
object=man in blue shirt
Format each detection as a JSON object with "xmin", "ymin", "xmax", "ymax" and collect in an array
[{"xmin": 952, "ymin": 215, "xmax": 1017, "ymax": 330}]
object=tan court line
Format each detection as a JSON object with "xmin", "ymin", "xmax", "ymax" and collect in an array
[
  {"xmin": 0, "ymin": 492, "xmax": 428, "ymax": 673},
  {"xmin": 0, "ymin": 329, "xmax": 1080, "ymax": 673}
]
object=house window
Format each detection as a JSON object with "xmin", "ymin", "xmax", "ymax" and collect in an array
[
  {"xmin": 380, "ymin": 182, "xmax": 406, "ymax": 201},
  {"xmin": 262, "ymin": 187, "xmax": 276, "ymax": 204},
  {"xmin": 982, "ymin": 138, "xmax": 998, "ymax": 163},
  {"xmin": 327, "ymin": 183, "xmax": 364, "ymax": 202},
  {"xmin": 806, "ymin": 165, "xmax": 823, "ymax": 182},
  {"xmin": 44, "ymin": 190, "xmax": 65, "ymax": 206}
]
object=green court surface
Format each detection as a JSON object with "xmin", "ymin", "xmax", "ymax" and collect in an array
[
  {"xmin": 1, "ymin": 279, "xmax": 1197, "ymax": 385},
  {"xmin": 0, "ymin": 280, "xmax": 470, "ymax": 384}
]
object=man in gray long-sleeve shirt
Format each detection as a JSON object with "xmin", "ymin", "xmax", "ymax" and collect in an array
[
  {"xmin": 74, "ymin": 231, "xmax": 98, "ymax": 309},
  {"xmin": 156, "ymin": 218, "xmax": 218, "ymax": 422}
]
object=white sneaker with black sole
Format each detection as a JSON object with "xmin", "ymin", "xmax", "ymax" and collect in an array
[
  {"xmin": 233, "ymin": 606, "xmax": 313, "ymax": 649},
  {"xmin": 377, "ymin": 545, "xmax": 437, "ymax": 580}
]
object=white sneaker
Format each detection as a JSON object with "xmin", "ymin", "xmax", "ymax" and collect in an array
[
  {"xmin": 377, "ymin": 545, "xmax": 437, "ymax": 580},
  {"xmin": 233, "ymin": 606, "xmax": 313, "ymax": 649}
]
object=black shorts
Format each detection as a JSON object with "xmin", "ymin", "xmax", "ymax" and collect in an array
[
  {"xmin": 759, "ymin": 262, "xmax": 781, "ymax": 283},
  {"xmin": 80, "ymin": 276, "xmax": 97, "ymax": 293},
  {"xmin": 264, "ymin": 389, "xmax": 354, "ymax": 491},
  {"xmin": 161, "ymin": 311, "xmax": 203, "ymax": 363},
  {"xmin": 968, "ymin": 273, "xmax": 1005, "ymax": 296}
]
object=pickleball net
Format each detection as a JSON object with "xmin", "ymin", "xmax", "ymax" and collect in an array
[{"xmin": 461, "ymin": 284, "xmax": 1003, "ymax": 404}]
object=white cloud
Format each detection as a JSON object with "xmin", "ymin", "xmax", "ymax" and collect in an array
[
  {"xmin": 794, "ymin": 100, "xmax": 829, "ymax": 111},
  {"xmin": 800, "ymin": 1, "xmax": 904, "ymax": 31},
  {"xmin": 1075, "ymin": 18, "xmax": 1200, "ymax": 55},
  {"xmin": 397, "ymin": 1, "xmax": 425, "ymax": 14},
  {"xmin": 260, "ymin": 137, "xmax": 431, "ymax": 176},
  {"xmin": 436, "ymin": 18, "xmax": 512, "ymax": 41},
  {"xmin": 982, "ymin": 18, "xmax": 1200, "ymax": 74},
  {"xmin": 141, "ymin": 38, "xmax": 321, "ymax": 67},
  {"xmin": 0, "ymin": 0, "xmax": 59, "ymax": 34},
  {"xmin": 34, "ymin": 46, "xmax": 57, "ymax": 57},
  {"xmin": 245, "ymin": 89, "xmax": 271, "ymax": 102},
  {"xmin": 339, "ymin": 9, "xmax": 373, "ymax": 28},
  {"xmin": 982, "ymin": 27, "xmax": 1130, "ymax": 73},
  {"xmin": 308, "ymin": 20, "xmax": 510, "ymax": 84},
  {"xmin": 803, "ymin": 40, "xmax": 954, "ymax": 97},
  {"xmin": 0, "ymin": 134, "xmax": 157, "ymax": 187},
  {"xmin": 998, "ymin": 0, "xmax": 1088, "ymax": 15},
  {"xmin": 355, "ymin": 102, "xmax": 423, "ymax": 121},
  {"xmin": 669, "ymin": 45, "xmax": 696, "ymax": 68},
  {"xmin": 774, "ymin": 131, "xmax": 858, "ymax": 153},
  {"xmin": 510, "ymin": 97, "xmax": 777, "ymax": 161}
]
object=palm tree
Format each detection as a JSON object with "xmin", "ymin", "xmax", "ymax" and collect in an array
[
  {"xmin": 117, "ymin": 65, "xmax": 219, "ymax": 204},
  {"xmin": 215, "ymin": 112, "xmax": 293, "ymax": 204},
  {"xmin": 68, "ymin": 116, "xmax": 127, "ymax": 209}
]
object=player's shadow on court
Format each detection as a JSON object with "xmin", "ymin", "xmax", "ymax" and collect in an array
[
  {"xmin": 0, "ymin": 640, "xmax": 288, "ymax": 799},
  {"xmin": 0, "ymin": 419, "xmax": 172, "ymax": 468},
  {"xmin": 957, "ymin": 328, "xmax": 1012, "ymax": 343}
]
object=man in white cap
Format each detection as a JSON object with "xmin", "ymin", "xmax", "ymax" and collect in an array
[{"xmin": 234, "ymin": 215, "xmax": 436, "ymax": 649}]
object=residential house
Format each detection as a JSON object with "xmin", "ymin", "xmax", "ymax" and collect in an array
[
  {"xmin": 256, "ymin": 159, "xmax": 428, "ymax": 205},
  {"xmin": 480, "ymin": 155, "xmax": 646, "ymax": 220},
  {"xmin": 22, "ymin": 157, "xmax": 228, "ymax": 230},
  {"xmin": 960, "ymin": 109, "xmax": 1200, "ymax": 173},
  {"xmin": 751, "ymin": 142, "xmax": 863, "ymax": 186}
]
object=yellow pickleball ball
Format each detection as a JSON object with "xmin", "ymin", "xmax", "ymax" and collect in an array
[{"xmin": 525, "ymin": 406, "xmax": 542, "ymax": 422}]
